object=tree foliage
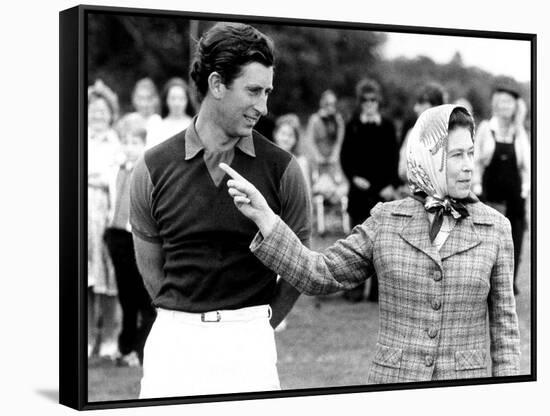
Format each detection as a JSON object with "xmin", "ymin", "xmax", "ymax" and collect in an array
[{"xmin": 88, "ymin": 13, "xmax": 530, "ymax": 131}]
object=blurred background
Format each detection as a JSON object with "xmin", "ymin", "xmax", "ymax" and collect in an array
[{"xmin": 88, "ymin": 14, "xmax": 531, "ymax": 133}]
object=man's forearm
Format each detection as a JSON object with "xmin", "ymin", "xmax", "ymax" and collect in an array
[
  {"xmin": 269, "ymin": 278, "xmax": 301, "ymax": 329},
  {"xmin": 132, "ymin": 235, "xmax": 166, "ymax": 301},
  {"xmin": 139, "ymin": 267, "xmax": 164, "ymax": 300}
]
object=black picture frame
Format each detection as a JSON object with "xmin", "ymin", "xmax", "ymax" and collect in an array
[{"xmin": 59, "ymin": 4, "xmax": 536, "ymax": 411}]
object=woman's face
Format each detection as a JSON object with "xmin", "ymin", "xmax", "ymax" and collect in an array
[
  {"xmin": 492, "ymin": 91, "xmax": 517, "ymax": 120},
  {"xmin": 88, "ymin": 97, "xmax": 112, "ymax": 131},
  {"xmin": 166, "ymin": 85, "xmax": 188, "ymax": 117},
  {"xmin": 274, "ymin": 123, "xmax": 297, "ymax": 152},
  {"xmin": 133, "ymin": 87, "xmax": 157, "ymax": 118},
  {"xmin": 446, "ymin": 127, "xmax": 474, "ymax": 199}
]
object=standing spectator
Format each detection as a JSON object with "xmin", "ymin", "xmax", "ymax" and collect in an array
[
  {"xmin": 473, "ymin": 77, "xmax": 530, "ymax": 294},
  {"xmin": 398, "ymin": 82, "xmax": 447, "ymax": 184},
  {"xmin": 305, "ymin": 89, "xmax": 349, "ymax": 234},
  {"xmin": 340, "ymin": 78, "xmax": 399, "ymax": 302},
  {"xmin": 104, "ymin": 124, "xmax": 157, "ymax": 367},
  {"xmin": 147, "ymin": 77, "xmax": 195, "ymax": 147},
  {"xmin": 116, "ymin": 77, "xmax": 162, "ymax": 150},
  {"xmin": 87, "ymin": 79, "xmax": 122, "ymax": 359}
]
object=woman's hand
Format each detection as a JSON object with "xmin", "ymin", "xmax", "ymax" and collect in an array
[{"xmin": 219, "ymin": 163, "xmax": 278, "ymax": 237}]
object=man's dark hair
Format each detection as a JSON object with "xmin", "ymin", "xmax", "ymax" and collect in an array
[
  {"xmin": 189, "ymin": 22, "xmax": 275, "ymax": 101},
  {"xmin": 448, "ymin": 106, "xmax": 475, "ymax": 138}
]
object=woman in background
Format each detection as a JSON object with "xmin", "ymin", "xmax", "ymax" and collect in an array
[
  {"xmin": 147, "ymin": 77, "xmax": 195, "ymax": 147},
  {"xmin": 87, "ymin": 79, "xmax": 122, "ymax": 359},
  {"xmin": 473, "ymin": 77, "xmax": 530, "ymax": 294}
]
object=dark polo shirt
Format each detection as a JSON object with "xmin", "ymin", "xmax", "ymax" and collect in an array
[{"xmin": 130, "ymin": 121, "xmax": 311, "ymax": 313}]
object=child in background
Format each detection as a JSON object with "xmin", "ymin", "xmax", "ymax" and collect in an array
[
  {"xmin": 273, "ymin": 114, "xmax": 311, "ymax": 191},
  {"xmin": 87, "ymin": 80, "xmax": 122, "ymax": 360},
  {"xmin": 104, "ymin": 124, "xmax": 157, "ymax": 366}
]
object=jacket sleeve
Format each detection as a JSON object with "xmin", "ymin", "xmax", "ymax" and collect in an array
[
  {"xmin": 250, "ymin": 203, "xmax": 382, "ymax": 295},
  {"xmin": 488, "ymin": 216, "xmax": 521, "ymax": 376}
]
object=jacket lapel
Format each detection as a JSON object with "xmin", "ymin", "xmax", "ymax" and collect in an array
[
  {"xmin": 394, "ymin": 199, "xmax": 442, "ymax": 268},
  {"xmin": 439, "ymin": 217, "xmax": 481, "ymax": 260},
  {"xmin": 439, "ymin": 202, "xmax": 492, "ymax": 260}
]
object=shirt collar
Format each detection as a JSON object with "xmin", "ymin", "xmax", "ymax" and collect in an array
[
  {"xmin": 184, "ymin": 117, "xmax": 256, "ymax": 160},
  {"xmin": 359, "ymin": 113, "xmax": 382, "ymax": 125}
]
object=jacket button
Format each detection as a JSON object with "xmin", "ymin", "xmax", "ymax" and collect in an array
[
  {"xmin": 431, "ymin": 299, "xmax": 441, "ymax": 310},
  {"xmin": 433, "ymin": 271, "xmax": 442, "ymax": 281},
  {"xmin": 427, "ymin": 328, "xmax": 439, "ymax": 338},
  {"xmin": 425, "ymin": 355, "xmax": 434, "ymax": 367}
]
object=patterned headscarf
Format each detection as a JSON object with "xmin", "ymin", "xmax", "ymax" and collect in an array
[{"xmin": 406, "ymin": 104, "xmax": 477, "ymax": 241}]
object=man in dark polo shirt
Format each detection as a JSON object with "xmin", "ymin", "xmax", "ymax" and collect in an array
[{"xmin": 130, "ymin": 22, "xmax": 311, "ymax": 398}]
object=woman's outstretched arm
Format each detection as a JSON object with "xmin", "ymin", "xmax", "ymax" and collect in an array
[{"xmin": 220, "ymin": 163, "xmax": 376, "ymax": 295}]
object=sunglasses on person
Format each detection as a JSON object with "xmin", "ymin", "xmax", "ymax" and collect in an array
[{"xmin": 360, "ymin": 95, "xmax": 378, "ymax": 103}]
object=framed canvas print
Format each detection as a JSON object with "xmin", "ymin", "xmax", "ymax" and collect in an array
[{"xmin": 59, "ymin": 4, "xmax": 536, "ymax": 411}]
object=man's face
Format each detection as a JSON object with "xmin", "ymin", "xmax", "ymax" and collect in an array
[
  {"xmin": 218, "ymin": 62, "xmax": 273, "ymax": 138},
  {"xmin": 446, "ymin": 127, "xmax": 474, "ymax": 199}
]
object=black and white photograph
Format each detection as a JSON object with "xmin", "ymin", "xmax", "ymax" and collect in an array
[
  {"xmin": 8, "ymin": 0, "xmax": 540, "ymax": 414},
  {"xmin": 58, "ymin": 4, "xmax": 537, "ymax": 409}
]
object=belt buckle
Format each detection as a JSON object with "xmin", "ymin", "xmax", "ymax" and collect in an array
[{"xmin": 201, "ymin": 311, "xmax": 221, "ymax": 322}]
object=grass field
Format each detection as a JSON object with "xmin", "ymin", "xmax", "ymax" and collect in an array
[{"xmin": 88, "ymin": 214, "xmax": 532, "ymax": 402}]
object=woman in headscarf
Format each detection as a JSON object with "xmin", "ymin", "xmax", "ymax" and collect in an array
[{"xmin": 220, "ymin": 104, "xmax": 520, "ymax": 383}]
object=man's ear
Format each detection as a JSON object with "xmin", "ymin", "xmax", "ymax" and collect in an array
[{"xmin": 208, "ymin": 72, "xmax": 225, "ymax": 99}]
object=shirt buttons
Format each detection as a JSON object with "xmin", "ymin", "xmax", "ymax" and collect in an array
[
  {"xmin": 431, "ymin": 299, "xmax": 442, "ymax": 310},
  {"xmin": 425, "ymin": 355, "xmax": 434, "ymax": 367},
  {"xmin": 427, "ymin": 328, "xmax": 439, "ymax": 338},
  {"xmin": 433, "ymin": 270, "xmax": 442, "ymax": 281}
]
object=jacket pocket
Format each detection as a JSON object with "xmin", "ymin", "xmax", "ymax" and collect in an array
[
  {"xmin": 372, "ymin": 343, "xmax": 403, "ymax": 369},
  {"xmin": 455, "ymin": 349, "xmax": 487, "ymax": 371}
]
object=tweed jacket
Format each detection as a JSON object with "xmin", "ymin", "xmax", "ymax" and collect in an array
[{"xmin": 251, "ymin": 197, "xmax": 520, "ymax": 383}]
